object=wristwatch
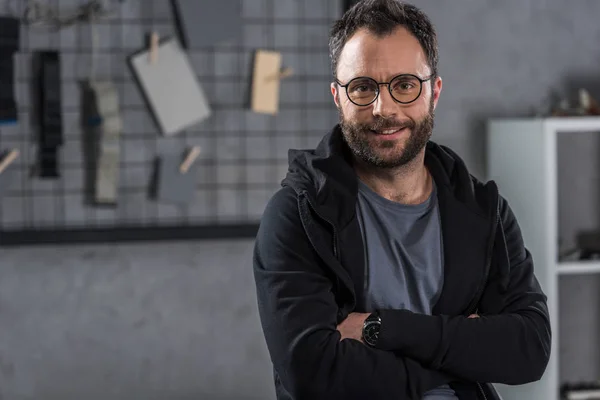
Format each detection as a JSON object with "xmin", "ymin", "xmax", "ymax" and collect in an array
[{"xmin": 362, "ymin": 311, "xmax": 382, "ymax": 347}]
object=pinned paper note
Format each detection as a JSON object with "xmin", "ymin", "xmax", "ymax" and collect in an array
[
  {"xmin": 129, "ymin": 37, "xmax": 211, "ymax": 136},
  {"xmin": 251, "ymin": 50, "xmax": 293, "ymax": 115}
]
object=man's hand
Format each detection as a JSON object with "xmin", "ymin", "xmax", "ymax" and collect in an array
[
  {"xmin": 336, "ymin": 312, "xmax": 370, "ymax": 342},
  {"xmin": 468, "ymin": 314, "xmax": 480, "ymax": 319}
]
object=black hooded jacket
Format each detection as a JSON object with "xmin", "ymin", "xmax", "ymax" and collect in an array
[{"xmin": 253, "ymin": 125, "xmax": 551, "ymax": 400}]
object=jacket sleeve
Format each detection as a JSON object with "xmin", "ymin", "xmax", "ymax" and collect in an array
[
  {"xmin": 253, "ymin": 187, "xmax": 454, "ymax": 400},
  {"xmin": 374, "ymin": 195, "xmax": 552, "ymax": 385}
]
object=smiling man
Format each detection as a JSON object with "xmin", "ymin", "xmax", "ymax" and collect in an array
[{"xmin": 252, "ymin": 1, "xmax": 551, "ymax": 399}]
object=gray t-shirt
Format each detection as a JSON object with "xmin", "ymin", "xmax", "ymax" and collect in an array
[{"xmin": 356, "ymin": 179, "xmax": 457, "ymax": 400}]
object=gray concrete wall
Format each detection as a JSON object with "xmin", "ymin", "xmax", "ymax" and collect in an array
[{"xmin": 0, "ymin": 240, "xmax": 271, "ymax": 400}]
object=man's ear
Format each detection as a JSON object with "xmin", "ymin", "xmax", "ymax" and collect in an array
[
  {"xmin": 331, "ymin": 82, "xmax": 341, "ymax": 108},
  {"xmin": 432, "ymin": 76, "xmax": 443, "ymax": 110}
]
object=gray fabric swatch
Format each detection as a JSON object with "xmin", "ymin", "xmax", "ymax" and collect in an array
[
  {"xmin": 172, "ymin": 0, "xmax": 242, "ymax": 48},
  {"xmin": 156, "ymin": 154, "xmax": 198, "ymax": 205}
]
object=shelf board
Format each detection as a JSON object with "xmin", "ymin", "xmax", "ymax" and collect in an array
[
  {"xmin": 545, "ymin": 116, "xmax": 600, "ymax": 132},
  {"xmin": 557, "ymin": 260, "xmax": 600, "ymax": 275}
]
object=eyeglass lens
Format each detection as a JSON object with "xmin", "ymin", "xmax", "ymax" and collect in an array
[{"xmin": 346, "ymin": 75, "xmax": 422, "ymax": 105}]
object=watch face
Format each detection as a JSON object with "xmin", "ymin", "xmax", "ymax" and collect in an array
[{"xmin": 363, "ymin": 320, "xmax": 380, "ymax": 347}]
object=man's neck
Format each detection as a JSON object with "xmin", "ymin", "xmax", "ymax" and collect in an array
[{"xmin": 354, "ymin": 150, "xmax": 432, "ymax": 205}]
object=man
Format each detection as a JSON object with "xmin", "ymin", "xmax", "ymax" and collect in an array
[{"xmin": 252, "ymin": 1, "xmax": 551, "ymax": 399}]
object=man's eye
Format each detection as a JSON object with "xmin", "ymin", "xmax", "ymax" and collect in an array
[{"xmin": 395, "ymin": 82, "xmax": 415, "ymax": 91}]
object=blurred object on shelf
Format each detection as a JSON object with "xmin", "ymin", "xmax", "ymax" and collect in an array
[
  {"xmin": 579, "ymin": 89, "xmax": 600, "ymax": 115},
  {"xmin": 577, "ymin": 231, "xmax": 600, "ymax": 253},
  {"xmin": 558, "ymin": 231, "xmax": 600, "ymax": 262},
  {"xmin": 552, "ymin": 98, "xmax": 573, "ymax": 117},
  {"xmin": 578, "ymin": 238, "xmax": 600, "ymax": 260},
  {"xmin": 556, "ymin": 248, "xmax": 600, "ymax": 262},
  {"xmin": 561, "ymin": 381, "xmax": 600, "ymax": 400},
  {"xmin": 559, "ymin": 248, "xmax": 583, "ymax": 262},
  {"xmin": 552, "ymin": 88, "xmax": 600, "ymax": 117}
]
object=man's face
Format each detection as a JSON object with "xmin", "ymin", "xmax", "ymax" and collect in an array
[{"xmin": 331, "ymin": 27, "xmax": 443, "ymax": 169}]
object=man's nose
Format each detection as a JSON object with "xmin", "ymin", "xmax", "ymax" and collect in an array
[{"xmin": 372, "ymin": 86, "xmax": 398, "ymax": 119}]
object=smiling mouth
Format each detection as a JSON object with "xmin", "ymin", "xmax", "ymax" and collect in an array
[{"xmin": 371, "ymin": 127, "xmax": 406, "ymax": 135}]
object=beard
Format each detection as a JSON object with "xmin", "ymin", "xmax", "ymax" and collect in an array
[{"xmin": 338, "ymin": 97, "xmax": 435, "ymax": 169}]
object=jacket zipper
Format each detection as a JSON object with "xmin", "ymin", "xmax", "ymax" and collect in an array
[
  {"xmin": 300, "ymin": 191, "xmax": 354, "ymax": 323},
  {"xmin": 466, "ymin": 183, "xmax": 500, "ymax": 316},
  {"xmin": 472, "ymin": 183, "xmax": 499, "ymax": 400},
  {"xmin": 477, "ymin": 382, "xmax": 488, "ymax": 400}
]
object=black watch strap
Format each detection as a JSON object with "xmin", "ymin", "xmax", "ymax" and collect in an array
[{"xmin": 362, "ymin": 311, "xmax": 382, "ymax": 347}]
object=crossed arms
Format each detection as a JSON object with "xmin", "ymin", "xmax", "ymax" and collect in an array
[{"xmin": 253, "ymin": 187, "xmax": 551, "ymax": 400}]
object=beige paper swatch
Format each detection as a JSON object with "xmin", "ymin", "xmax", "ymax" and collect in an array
[{"xmin": 251, "ymin": 50, "xmax": 283, "ymax": 115}]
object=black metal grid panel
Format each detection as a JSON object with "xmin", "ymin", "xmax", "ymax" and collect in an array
[{"xmin": 0, "ymin": 0, "xmax": 341, "ymax": 245}]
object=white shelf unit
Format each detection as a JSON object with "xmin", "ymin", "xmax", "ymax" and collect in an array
[{"xmin": 487, "ymin": 116, "xmax": 600, "ymax": 400}]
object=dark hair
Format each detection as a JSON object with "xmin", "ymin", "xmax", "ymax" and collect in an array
[{"xmin": 329, "ymin": 0, "xmax": 438, "ymax": 80}]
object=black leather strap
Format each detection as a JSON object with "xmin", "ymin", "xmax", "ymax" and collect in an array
[
  {"xmin": 38, "ymin": 146, "xmax": 59, "ymax": 178},
  {"xmin": 39, "ymin": 51, "xmax": 63, "ymax": 147},
  {"xmin": 37, "ymin": 51, "xmax": 63, "ymax": 178},
  {"xmin": 0, "ymin": 17, "xmax": 19, "ymax": 124}
]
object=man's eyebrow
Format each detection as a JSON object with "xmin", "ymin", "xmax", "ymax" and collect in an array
[{"xmin": 340, "ymin": 72, "xmax": 421, "ymax": 82}]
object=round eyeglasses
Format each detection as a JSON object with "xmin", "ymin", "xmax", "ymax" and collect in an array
[{"xmin": 335, "ymin": 74, "xmax": 433, "ymax": 106}]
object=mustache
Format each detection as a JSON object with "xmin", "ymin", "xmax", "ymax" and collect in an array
[{"xmin": 354, "ymin": 117, "xmax": 416, "ymax": 131}]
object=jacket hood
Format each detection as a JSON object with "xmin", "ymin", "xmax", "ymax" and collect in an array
[{"xmin": 281, "ymin": 124, "xmax": 491, "ymax": 228}]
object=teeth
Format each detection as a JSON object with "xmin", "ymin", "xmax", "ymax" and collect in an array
[{"xmin": 380, "ymin": 129, "xmax": 400, "ymax": 134}]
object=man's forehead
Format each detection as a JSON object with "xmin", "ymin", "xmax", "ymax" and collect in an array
[{"xmin": 337, "ymin": 27, "xmax": 428, "ymax": 79}]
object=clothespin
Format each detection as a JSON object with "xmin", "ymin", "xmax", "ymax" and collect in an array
[
  {"xmin": 149, "ymin": 31, "xmax": 159, "ymax": 64},
  {"xmin": 0, "ymin": 149, "xmax": 19, "ymax": 175},
  {"xmin": 179, "ymin": 146, "xmax": 201, "ymax": 174},
  {"xmin": 266, "ymin": 67, "xmax": 294, "ymax": 82}
]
